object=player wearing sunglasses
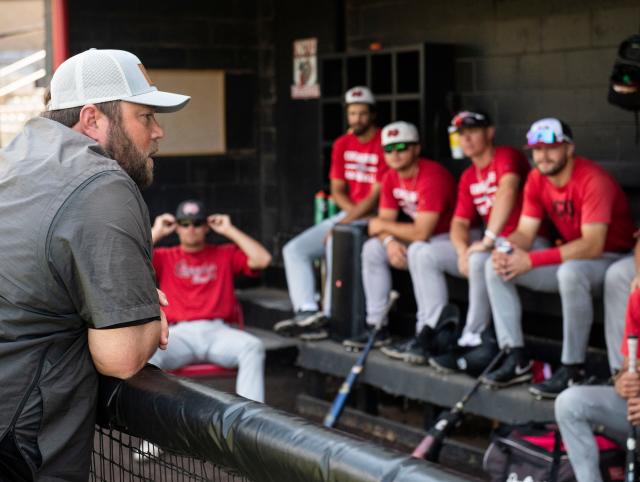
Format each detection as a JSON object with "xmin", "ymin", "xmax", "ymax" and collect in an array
[
  {"xmin": 149, "ymin": 200, "xmax": 272, "ymax": 403},
  {"xmin": 482, "ymin": 118, "xmax": 636, "ymax": 398},
  {"xmin": 342, "ymin": 121, "xmax": 456, "ymax": 356}
]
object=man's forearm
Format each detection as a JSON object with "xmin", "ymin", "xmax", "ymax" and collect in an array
[
  {"xmin": 376, "ymin": 219, "xmax": 429, "ymax": 243},
  {"xmin": 223, "ymin": 226, "xmax": 272, "ymax": 269},
  {"xmin": 450, "ymin": 219, "xmax": 471, "ymax": 255},
  {"xmin": 485, "ymin": 186, "xmax": 518, "ymax": 240}
]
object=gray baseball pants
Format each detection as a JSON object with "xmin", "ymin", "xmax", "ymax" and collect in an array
[
  {"xmin": 362, "ymin": 233, "xmax": 449, "ymax": 331},
  {"xmin": 149, "ymin": 319, "xmax": 265, "ymax": 403},
  {"xmin": 605, "ymin": 255, "xmax": 637, "ymax": 372},
  {"xmin": 485, "ymin": 251, "xmax": 622, "ymax": 364},
  {"xmin": 555, "ymin": 385, "xmax": 627, "ymax": 482}
]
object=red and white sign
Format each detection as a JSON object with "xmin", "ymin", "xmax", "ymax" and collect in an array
[{"xmin": 291, "ymin": 38, "xmax": 320, "ymax": 99}]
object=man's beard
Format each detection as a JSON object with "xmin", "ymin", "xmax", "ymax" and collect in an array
[
  {"xmin": 104, "ymin": 122, "xmax": 156, "ymax": 190},
  {"xmin": 538, "ymin": 155, "xmax": 568, "ymax": 177},
  {"xmin": 351, "ymin": 123, "xmax": 371, "ymax": 137}
]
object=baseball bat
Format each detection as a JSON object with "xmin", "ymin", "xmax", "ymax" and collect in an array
[
  {"xmin": 323, "ymin": 290, "xmax": 400, "ymax": 428},
  {"xmin": 626, "ymin": 335, "xmax": 638, "ymax": 482},
  {"xmin": 412, "ymin": 347, "xmax": 506, "ymax": 460}
]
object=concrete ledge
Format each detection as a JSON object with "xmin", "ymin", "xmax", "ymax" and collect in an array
[{"xmin": 296, "ymin": 340, "xmax": 555, "ymax": 425}]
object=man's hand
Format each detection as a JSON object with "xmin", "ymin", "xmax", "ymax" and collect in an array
[
  {"xmin": 457, "ymin": 249, "xmax": 470, "ymax": 278},
  {"xmin": 631, "ymin": 274, "xmax": 640, "ymax": 293},
  {"xmin": 386, "ymin": 240, "xmax": 408, "ymax": 269},
  {"xmin": 492, "ymin": 246, "xmax": 532, "ymax": 281},
  {"xmin": 157, "ymin": 289, "xmax": 169, "ymax": 350},
  {"xmin": 151, "ymin": 213, "xmax": 176, "ymax": 243},
  {"xmin": 208, "ymin": 214, "xmax": 232, "ymax": 235},
  {"xmin": 616, "ymin": 371, "xmax": 640, "ymax": 399},
  {"xmin": 628, "ymin": 396, "xmax": 640, "ymax": 425}
]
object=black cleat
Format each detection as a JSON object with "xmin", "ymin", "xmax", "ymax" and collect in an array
[
  {"xmin": 481, "ymin": 348, "xmax": 532, "ymax": 388},
  {"xmin": 342, "ymin": 328, "xmax": 391, "ymax": 352},
  {"xmin": 529, "ymin": 364, "xmax": 586, "ymax": 399},
  {"xmin": 428, "ymin": 347, "xmax": 472, "ymax": 373},
  {"xmin": 381, "ymin": 326, "xmax": 432, "ymax": 364},
  {"xmin": 298, "ymin": 328, "xmax": 329, "ymax": 342},
  {"xmin": 273, "ymin": 311, "xmax": 327, "ymax": 336}
]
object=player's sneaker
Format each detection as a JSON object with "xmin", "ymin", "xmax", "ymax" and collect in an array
[
  {"xmin": 298, "ymin": 327, "xmax": 329, "ymax": 342},
  {"xmin": 133, "ymin": 440, "xmax": 163, "ymax": 462},
  {"xmin": 380, "ymin": 326, "xmax": 432, "ymax": 364},
  {"xmin": 481, "ymin": 348, "xmax": 532, "ymax": 388},
  {"xmin": 342, "ymin": 327, "xmax": 391, "ymax": 352},
  {"xmin": 528, "ymin": 364, "xmax": 586, "ymax": 399},
  {"xmin": 273, "ymin": 311, "xmax": 327, "ymax": 336},
  {"xmin": 428, "ymin": 347, "xmax": 473, "ymax": 373}
]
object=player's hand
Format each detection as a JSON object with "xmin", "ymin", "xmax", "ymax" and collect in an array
[
  {"xmin": 208, "ymin": 214, "xmax": 232, "ymax": 235},
  {"xmin": 467, "ymin": 240, "xmax": 490, "ymax": 256},
  {"xmin": 631, "ymin": 274, "xmax": 640, "ymax": 293},
  {"xmin": 152, "ymin": 213, "xmax": 176, "ymax": 241},
  {"xmin": 386, "ymin": 240, "xmax": 407, "ymax": 269},
  {"xmin": 457, "ymin": 250, "xmax": 470, "ymax": 278},
  {"xmin": 158, "ymin": 309, "xmax": 169, "ymax": 351},
  {"xmin": 157, "ymin": 288, "xmax": 169, "ymax": 307},
  {"xmin": 493, "ymin": 246, "xmax": 531, "ymax": 281},
  {"xmin": 368, "ymin": 217, "xmax": 385, "ymax": 236},
  {"xmin": 628, "ymin": 396, "xmax": 640, "ymax": 425},
  {"xmin": 616, "ymin": 371, "xmax": 640, "ymax": 399}
]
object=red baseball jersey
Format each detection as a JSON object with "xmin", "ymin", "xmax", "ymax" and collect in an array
[
  {"xmin": 153, "ymin": 244, "xmax": 259, "ymax": 324},
  {"xmin": 329, "ymin": 129, "xmax": 387, "ymax": 204},
  {"xmin": 379, "ymin": 158, "xmax": 456, "ymax": 235},
  {"xmin": 454, "ymin": 146, "xmax": 530, "ymax": 236},
  {"xmin": 621, "ymin": 289, "xmax": 640, "ymax": 357},
  {"xmin": 522, "ymin": 156, "xmax": 635, "ymax": 252}
]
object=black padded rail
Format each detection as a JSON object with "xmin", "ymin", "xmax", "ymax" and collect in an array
[{"xmin": 96, "ymin": 366, "xmax": 470, "ymax": 482}]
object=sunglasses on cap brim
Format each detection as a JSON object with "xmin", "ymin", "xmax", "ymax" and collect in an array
[
  {"xmin": 452, "ymin": 112, "xmax": 487, "ymax": 127},
  {"xmin": 177, "ymin": 219, "xmax": 206, "ymax": 227},
  {"xmin": 525, "ymin": 128, "xmax": 572, "ymax": 149},
  {"xmin": 383, "ymin": 142, "xmax": 413, "ymax": 153}
]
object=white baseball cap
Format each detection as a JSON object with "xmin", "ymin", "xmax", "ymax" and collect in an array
[
  {"xmin": 345, "ymin": 86, "xmax": 375, "ymax": 105},
  {"xmin": 525, "ymin": 117, "xmax": 573, "ymax": 149},
  {"xmin": 48, "ymin": 49, "xmax": 190, "ymax": 112},
  {"xmin": 381, "ymin": 121, "xmax": 419, "ymax": 146}
]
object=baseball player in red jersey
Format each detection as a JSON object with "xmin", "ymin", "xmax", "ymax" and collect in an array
[
  {"xmin": 275, "ymin": 86, "xmax": 387, "ymax": 339},
  {"xmin": 482, "ymin": 118, "xmax": 636, "ymax": 398},
  {"xmin": 342, "ymin": 121, "xmax": 456, "ymax": 356}
]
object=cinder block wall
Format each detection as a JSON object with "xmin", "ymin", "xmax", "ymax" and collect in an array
[{"xmin": 345, "ymin": 0, "xmax": 640, "ymax": 162}]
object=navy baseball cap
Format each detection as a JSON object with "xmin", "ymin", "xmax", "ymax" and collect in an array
[{"xmin": 450, "ymin": 110, "xmax": 492, "ymax": 132}]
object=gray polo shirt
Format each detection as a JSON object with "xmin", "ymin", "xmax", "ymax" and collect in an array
[{"xmin": 0, "ymin": 117, "xmax": 160, "ymax": 481}]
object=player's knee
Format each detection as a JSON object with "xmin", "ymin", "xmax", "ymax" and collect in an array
[
  {"xmin": 407, "ymin": 241, "xmax": 436, "ymax": 269},
  {"xmin": 468, "ymin": 252, "xmax": 487, "ymax": 276},
  {"xmin": 555, "ymin": 386, "xmax": 583, "ymax": 423},
  {"xmin": 243, "ymin": 336, "xmax": 266, "ymax": 360},
  {"xmin": 484, "ymin": 256, "xmax": 501, "ymax": 283},
  {"xmin": 282, "ymin": 238, "xmax": 298, "ymax": 260},
  {"xmin": 362, "ymin": 238, "xmax": 384, "ymax": 263},
  {"xmin": 556, "ymin": 261, "xmax": 584, "ymax": 289},
  {"xmin": 604, "ymin": 259, "xmax": 630, "ymax": 294}
]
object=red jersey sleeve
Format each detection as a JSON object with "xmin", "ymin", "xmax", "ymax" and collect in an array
[
  {"xmin": 453, "ymin": 168, "xmax": 477, "ymax": 221},
  {"xmin": 329, "ymin": 136, "xmax": 347, "ymax": 181},
  {"xmin": 379, "ymin": 170, "xmax": 399, "ymax": 211},
  {"xmin": 621, "ymin": 290, "xmax": 640, "ymax": 356},
  {"xmin": 494, "ymin": 147, "xmax": 526, "ymax": 179},
  {"xmin": 417, "ymin": 165, "xmax": 454, "ymax": 213},
  {"xmin": 522, "ymin": 171, "xmax": 545, "ymax": 220},
  {"xmin": 581, "ymin": 172, "xmax": 616, "ymax": 225},
  {"xmin": 229, "ymin": 245, "xmax": 261, "ymax": 278}
]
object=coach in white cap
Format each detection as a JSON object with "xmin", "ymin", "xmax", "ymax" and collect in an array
[
  {"xmin": 0, "ymin": 48, "xmax": 189, "ymax": 481},
  {"xmin": 274, "ymin": 86, "xmax": 388, "ymax": 340}
]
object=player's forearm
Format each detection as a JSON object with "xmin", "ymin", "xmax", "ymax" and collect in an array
[
  {"xmin": 224, "ymin": 226, "xmax": 272, "ymax": 269},
  {"xmin": 450, "ymin": 218, "xmax": 471, "ymax": 255},
  {"xmin": 558, "ymin": 236, "xmax": 606, "ymax": 261},
  {"xmin": 379, "ymin": 220, "xmax": 432, "ymax": 243},
  {"xmin": 151, "ymin": 228, "xmax": 164, "ymax": 245},
  {"xmin": 485, "ymin": 185, "xmax": 518, "ymax": 241},
  {"xmin": 341, "ymin": 190, "xmax": 379, "ymax": 224},
  {"xmin": 508, "ymin": 230, "xmax": 535, "ymax": 251}
]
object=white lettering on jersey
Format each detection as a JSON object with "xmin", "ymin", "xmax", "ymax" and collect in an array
[
  {"xmin": 343, "ymin": 151, "xmax": 379, "ymax": 164},
  {"xmin": 469, "ymin": 170, "xmax": 497, "ymax": 216},
  {"xmin": 392, "ymin": 187, "xmax": 418, "ymax": 219},
  {"xmin": 343, "ymin": 150, "xmax": 379, "ymax": 185},
  {"xmin": 175, "ymin": 260, "xmax": 217, "ymax": 284}
]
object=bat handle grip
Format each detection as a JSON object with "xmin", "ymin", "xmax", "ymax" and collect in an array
[{"xmin": 629, "ymin": 336, "xmax": 638, "ymax": 374}]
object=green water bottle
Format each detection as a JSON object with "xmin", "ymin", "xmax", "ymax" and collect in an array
[
  {"xmin": 327, "ymin": 195, "xmax": 339, "ymax": 217},
  {"xmin": 314, "ymin": 191, "xmax": 327, "ymax": 224}
]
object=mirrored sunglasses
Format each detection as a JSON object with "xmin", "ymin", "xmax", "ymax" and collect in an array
[
  {"xmin": 383, "ymin": 142, "xmax": 409, "ymax": 153},
  {"xmin": 526, "ymin": 128, "xmax": 569, "ymax": 146}
]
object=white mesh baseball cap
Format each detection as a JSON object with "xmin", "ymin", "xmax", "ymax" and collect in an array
[
  {"xmin": 381, "ymin": 121, "xmax": 419, "ymax": 146},
  {"xmin": 47, "ymin": 49, "xmax": 190, "ymax": 112},
  {"xmin": 345, "ymin": 86, "xmax": 375, "ymax": 105}
]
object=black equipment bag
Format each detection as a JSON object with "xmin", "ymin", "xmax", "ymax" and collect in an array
[
  {"xmin": 608, "ymin": 35, "xmax": 640, "ymax": 111},
  {"xmin": 330, "ymin": 223, "xmax": 367, "ymax": 340},
  {"xmin": 483, "ymin": 423, "xmax": 625, "ymax": 482}
]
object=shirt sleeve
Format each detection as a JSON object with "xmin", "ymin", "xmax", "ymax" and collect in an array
[
  {"xmin": 453, "ymin": 169, "xmax": 477, "ymax": 221},
  {"xmin": 229, "ymin": 245, "xmax": 261, "ymax": 278},
  {"xmin": 48, "ymin": 171, "xmax": 160, "ymax": 329},
  {"xmin": 379, "ymin": 171, "xmax": 399, "ymax": 210},
  {"xmin": 495, "ymin": 147, "xmax": 525, "ymax": 179},
  {"xmin": 329, "ymin": 136, "xmax": 346, "ymax": 181},
  {"xmin": 152, "ymin": 248, "xmax": 166, "ymax": 283},
  {"xmin": 521, "ymin": 171, "xmax": 545, "ymax": 220},
  {"xmin": 580, "ymin": 172, "xmax": 616, "ymax": 225},
  {"xmin": 417, "ymin": 166, "xmax": 454, "ymax": 213},
  {"xmin": 621, "ymin": 290, "xmax": 640, "ymax": 356}
]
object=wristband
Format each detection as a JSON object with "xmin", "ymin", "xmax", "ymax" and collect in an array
[
  {"xmin": 382, "ymin": 235, "xmax": 395, "ymax": 248},
  {"xmin": 484, "ymin": 229, "xmax": 497, "ymax": 241},
  {"xmin": 528, "ymin": 247, "xmax": 562, "ymax": 268}
]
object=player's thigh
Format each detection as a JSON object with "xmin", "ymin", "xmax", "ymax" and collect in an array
[{"xmin": 202, "ymin": 323, "xmax": 264, "ymax": 367}]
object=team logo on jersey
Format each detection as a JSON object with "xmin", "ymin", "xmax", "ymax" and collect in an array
[
  {"xmin": 552, "ymin": 199, "xmax": 574, "ymax": 219},
  {"xmin": 392, "ymin": 187, "xmax": 418, "ymax": 219},
  {"xmin": 470, "ymin": 170, "xmax": 497, "ymax": 216},
  {"xmin": 175, "ymin": 260, "xmax": 217, "ymax": 284}
]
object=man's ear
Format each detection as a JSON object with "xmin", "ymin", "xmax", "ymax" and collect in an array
[
  {"xmin": 565, "ymin": 143, "xmax": 575, "ymax": 158},
  {"xmin": 486, "ymin": 126, "xmax": 496, "ymax": 143},
  {"xmin": 73, "ymin": 104, "xmax": 109, "ymax": 144}
]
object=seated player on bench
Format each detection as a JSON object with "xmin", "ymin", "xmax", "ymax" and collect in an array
[
  {"xmin": 149, "ymin": 199, "xmax": 271, "ymax": 403},
  {"xmin": 481, "ymin": 118, "xmax": 636, "ymax": 399},
  {"xmin": 342, "ymin": 121, "xmax": 456, "ymax": 360}
]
